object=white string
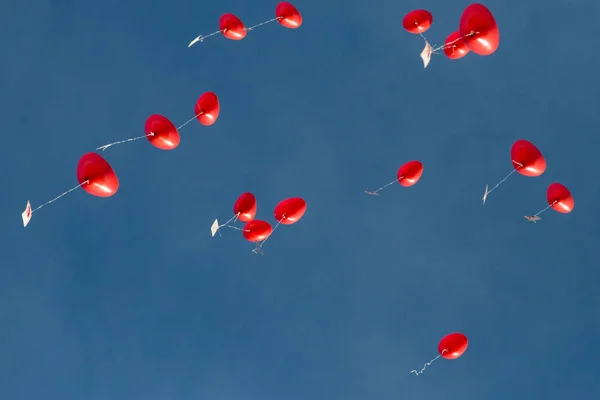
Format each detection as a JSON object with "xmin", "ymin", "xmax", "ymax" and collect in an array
[
  {"xmin": 418, "ymin": 31, "xmax": 478, "ymax": 56},
  {"xmin": 189, "ymin": 16, "xmax": 283, "ymax": 46},
  {"xmin": 485, "ymin": 162, "xmax": 523, "ymax": 197},
  {"xmin": 31, "ymin": 180, "xmax": 88, "ymax": 213},
  {"xmin": 364, "ymin": 176, "xmax": 403, "ymax": 196},
  {"xmin": 534, "ymin": 200, "xmax": 557, "ymax": 217},
  {"xmin": 410, "ymin": 349, "xmax": 447, "ymax": 376},
  {"xmin": 96, "ymin": 111, "xmax": 205, "ymax": 152},
  {"xmin": 97, "ymin": 133, "xmax": 154, "ymax": 151},
  {"xmin": 247, "ymin": 17, "xmax": 282, "ymax": 31}
]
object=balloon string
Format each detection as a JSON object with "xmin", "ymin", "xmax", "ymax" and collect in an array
[
  {"xmin": 410, "ymin": 349, "xmax": 447, "ymax": 376},
  {"xmin": 485, "ymin": 162, "xmax": 523, "ymax": 197},
  {"xmin": 97, "ymin": 133, "xmax": 154, "ymax": 152},
  {"xmin": 364, "ymin": 176, "xmax": 403, "ymax": 196},
  {"xmin": 96, "ymin": 110, "xmax": 204, "ymax": 152},
  {"xmin": 177, "ymin": 111, "xmax": 204, "ymax": 130},
  {"xmin": 189, "ymin": 16, "xmax": 283, "ymax": 47},
  {"xmin": 31, "ymin": 180, "xmax": 89, "ymax": 214},
  {"xmin": 431, "ymin": 31, "xmax": 478, "ymax": 53},
  {"xmin": 533, "ymin": 200, "xmax": 557, "ymax": 217},
  {"xmin": 218, "ymin": 213, "xmax": 240, "ymax": 228},
  {"xmin": 247, "ymin": 17, "xmax": 282, "ymax": 31}
]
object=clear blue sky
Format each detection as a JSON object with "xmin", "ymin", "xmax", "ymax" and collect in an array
[{"xmin": 1, "ymin": 0, "xmax": 599, "ymax": 398}]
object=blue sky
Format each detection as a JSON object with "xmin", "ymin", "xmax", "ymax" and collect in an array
[{"xmin": 1, "ymin": 0, "xmax": 599, "ymax": 398}]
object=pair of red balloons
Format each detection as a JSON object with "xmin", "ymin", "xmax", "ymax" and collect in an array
[
  {"xmin": 243, "ymin": 197, "xmax": 307, "ymax": 242},
  {"xmin": 402, "ymin": 4, "xmax": 500, "ymax": 60},
  {"xmin": 445, "ymin": 4, "xmax": 500, "ymax": 59},
  {"xmin": 146, "ymin": 91, "xmax": 220, "ymax": 151},
  {"xmin": 219, "ymin": 2, "xmax": 302, "ymax": 40}
]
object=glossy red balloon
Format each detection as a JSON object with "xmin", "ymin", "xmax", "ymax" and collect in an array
[
  {"xmin": 194, "ymin": 92, "xmax": 220, "ymax": 126},
  {"xmin": 547, "ymin": 183, "xmax": 574, "ymax": 214},
  {"xmin": 397, "ymin": 160, "xmax": 423, "ymax": 187},
  {"xmin": 234, "ymin": 192, "xmax": 257, "ymax": 222},
  {"xmin": 443, "ymin": 31, "xmax": 470, "ymax": 59},
  {"xmin": 510, "ymin": 140, "xmax": 546, "ymax": 177},
  {"xmin": 144, "ymin": 114, "xmax": 180, "ymax": 150},
  {"xmin": 76, "ymin": 152, "xmax": 119, "ymax": 197},
  {"xmin": 459, "ymin": 4, "xmax": 499, "ymax": 56},
  {"xmin": 243, "ymin": 220, "xmax": 272, "ymax": 242},
  {"xmin": 276, "ymin": 2, "xmax": 302, "ymax": 29},
  {"xmin": 438, "ymin": 333, "xmax": 468, "ymax": 360},
  {"xmin": 402, "ymin": 10, "xmax": 433, "ymax": 34},
  {"xmin": 220, "ymin": 13, "xmax": 246, "ymax": 40},
  {"xmin": 274, "ymin": 197, "xmax": 306, "ymax": 225}
]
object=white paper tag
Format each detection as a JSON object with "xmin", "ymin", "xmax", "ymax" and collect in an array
[
  {"xmin": 420, "ymin": 42, "xmax": 432, "ymax": 68},
  {"xmin": 22, "ymin": 201, "xmax": 32, "ymax": 227},
  {"xmin": 210, "ymin": 218, "xmax": 219, "ymax": 237}
]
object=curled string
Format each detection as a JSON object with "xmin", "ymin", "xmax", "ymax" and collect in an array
[
  {"xmin": 410, "ymin": 349, "xmax": 447, "ymax": 376},
  {"xmin": 31, "ymin": 181, "xmax": 88, "ymax": 214}
]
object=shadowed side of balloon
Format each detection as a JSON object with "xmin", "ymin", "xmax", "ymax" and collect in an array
[
  {"xmin": 21, "ymin": 152, "xmax": 119, "ymax": 227},
  {"xmin": 187, "ymin": 2, "xmax": 302, "ymax": 47},
  {"xmin": 95, "ymin": 92, "xmax": 220, "ymax": 152},
  {"xmin": 364, "ymin": 160, "xmax": 423, "ymax": 196},
  {"xmin": 403, "ymin": 4, "xmax": 499, "ymax": 69}
]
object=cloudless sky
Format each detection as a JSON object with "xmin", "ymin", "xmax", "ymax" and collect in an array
[{"xmin": 1, "ymin": 0, "xmax": 600, "ymax": 399}]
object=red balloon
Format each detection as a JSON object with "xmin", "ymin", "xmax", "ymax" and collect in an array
[
  {"xmin": 220, "ymin": 13, "xmax": 246, "ymax": 40},
  {"xmin": 76, "ymin": 152, "xmax": 119, "ymax": 197},
  {"xmin": 234, "ymin": 192, "xmax": 257, "ymax": 222},
  {"xmin": 438, "ymin": 332, "xmax": 468, "ymax": 360},
  {"xmin": 547, "ymin": 183, "xmax": 574, "ymax": 214},
  {"xmin": 243, "ymin": 220, "xmax": 272, "ymax": 242},
  {"xmin": 397, "ymin": 160, "xmax": 423, "ymax": 187},
  {"xmin": 402, "ymin": 10, "xmax": 433, "ymax": 34},
  {"xmin": 443, "ymin": 31, "xmax": 470, "ymax": 59},
  {"xmin": 276, "ymin": 2, "xmax": 302, "ymax": 29},
  {"xmin": 194, "ymin": 92, "xmax": 220, "ymax": 126},
  {"xmin": 459, "ymin": 4, "xmax": 499, "ymax": 56},
  {"xmin": 510, "ymin": 140, "xmax": 546, "ymax": 177},
  {"xmin": 144, "ymin": 114, "xmax": 180, "ymax": 150},
  {"xmin": 274, "ymin": 197, "xmax": 306, "ymax": 225}
]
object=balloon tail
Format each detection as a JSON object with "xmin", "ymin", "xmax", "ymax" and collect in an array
[
  {"xmin": 96, "ymin": 133, "xmax": 154, "ymax": 152},
  {"xmin": 365, "ymin": 177, "xmax": 402, "ymax": 196},
  {"xmin": 482, "ymin": 162, "xmax": 523, "ymax": 204},
  {"xmin": 410, "ymin": 350, "xmax": 447, "ymax": 376},
  {"xmin": 23, "ymin": 180, "xmax": 89, "ymax": 227}
]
